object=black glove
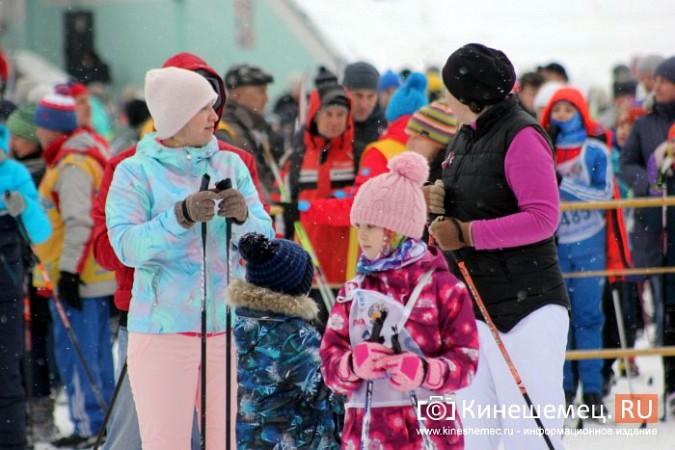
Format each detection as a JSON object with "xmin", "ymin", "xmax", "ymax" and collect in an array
[
  {"xmin": 279, "ymin": 202, "xmax": 300, "ymax": 240},
  {"xmin": 58, "ymin": 271, "xmax": 83, "ymax": 310}
]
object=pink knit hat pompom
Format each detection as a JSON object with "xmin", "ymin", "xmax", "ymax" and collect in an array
[
  {"xmin": 350, "ymin": 151, "xmax": 430, "ymax": 239},
  {"xmin": 387, "ymin": 151, "xmax": 429, "ymax": 187}
]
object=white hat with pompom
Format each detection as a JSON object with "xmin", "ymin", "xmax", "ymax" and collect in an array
[{"xmin": 350, "ymin": 151, "xmax": 429, "ymax": 239}]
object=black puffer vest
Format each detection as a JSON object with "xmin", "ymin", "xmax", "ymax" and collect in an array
[{"xmin": 442, "ymin": 96, "xmax": 570, "ymax": 332}]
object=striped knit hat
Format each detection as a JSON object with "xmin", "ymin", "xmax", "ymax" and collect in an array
[
  {"xmin": 34, "ymin": 93, "xmax": 78, "ymax": 133},
  {"xmin": 405, "ymin": 101, "xmax": 458, "ymax": 146}
]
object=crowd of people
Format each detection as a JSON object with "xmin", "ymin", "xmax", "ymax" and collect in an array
[{"xmin": 0, "ymin": 40, "xmax": 674, "ymax": 450}]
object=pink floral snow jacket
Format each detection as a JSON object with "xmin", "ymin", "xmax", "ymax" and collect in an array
[{"xmin": 320, "ymin": 246, "xmax": 479, "ymax": 449}]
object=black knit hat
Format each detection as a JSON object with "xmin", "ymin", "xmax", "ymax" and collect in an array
[
  {"xmin": 442, "ymin": 43, "xmax": 516, "ymax": 112},
  {"xmin": 238, "ymin": 233, "xmax": 314, "ymax": 297},
  {"xmin": 318, "ymin": 83, "xmax": 350, "ymax": 110},
  {"xmin": 314, "ymin": 66, "xmax": 338, "ymax": 89}
]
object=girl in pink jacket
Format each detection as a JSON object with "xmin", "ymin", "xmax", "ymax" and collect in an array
[{"xmin": 320, "ymin": 152, "xmax": 479, "ymax": 449}]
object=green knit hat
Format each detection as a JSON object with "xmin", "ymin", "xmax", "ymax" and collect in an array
[{"xmin": 7, "ymin": 104, "xmax": 39, "ymax": 144}]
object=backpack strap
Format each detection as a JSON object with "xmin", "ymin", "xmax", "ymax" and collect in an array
[{"xmin": 397, "ymin": 269, "xmax": 434, "ymax": 328}]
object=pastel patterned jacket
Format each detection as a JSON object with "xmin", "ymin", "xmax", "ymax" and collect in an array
[{"xmin": 106, "ymin": 133, "xmax": 273, "ymax": 334}]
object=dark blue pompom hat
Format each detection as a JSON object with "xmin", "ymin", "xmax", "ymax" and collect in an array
[{"xmin": 238, "ymin": 233, "xmax": 314, "ymax": 297}]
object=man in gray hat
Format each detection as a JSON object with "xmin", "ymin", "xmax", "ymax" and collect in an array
[
  {"xmin": 220, "ymin": 64, "xmax": 284, "ymax": 203},
  {"xmin": 342, "ymin": 62, "xmax": 387, "ymax": 170}
]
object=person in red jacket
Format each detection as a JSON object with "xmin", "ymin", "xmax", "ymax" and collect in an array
[
  {"xmin": 302, "ymin": 72, "xmax": 430, "ymax": 281},
  {"xmin": 91, "ymin": 52, "xmax": 268, "ymax": 450},
  {"xmin": 286, "ymin": 81, "xmax": 354, "ymax": 321}
]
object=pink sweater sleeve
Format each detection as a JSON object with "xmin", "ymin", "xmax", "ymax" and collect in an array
[{"xmin": 471, "ymin": 127, "xmax": 560, "ymax": 250}]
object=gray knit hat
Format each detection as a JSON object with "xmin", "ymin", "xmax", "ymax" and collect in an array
[
  {"xmin": 637, "ymin": 55, "xmax": 665, "ymax": 74},
  {"xmin": 343, "ymin": 62, "xmax": 380, "ymax": 91}
]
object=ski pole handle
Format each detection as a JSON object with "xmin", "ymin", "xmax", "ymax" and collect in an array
[
  {"xmin": 215, "ymin": 178, "xmax": 232, "ymax": 192},
  {"xmin": 391, "ymin": 328, "xmax": 402, "ymax": 354},
  {"xmin": 368, "ymin": 310, "xmax": 387, "ymax": 343},
  {"xmin": 200, "ymin": 174, "xmax": 211, "ymax": 192},
  {"xmin": 361, "ymin": 310, "xmax": 388, "ymax": 450}
]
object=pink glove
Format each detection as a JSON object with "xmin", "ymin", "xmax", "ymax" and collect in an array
[
  {"xmin": 352, "ymin": 342, "xmax": 393, "ymax": 380},
  {"xmin": 377, "ymin": 353, "xmax": 426, "ymax": 391}
]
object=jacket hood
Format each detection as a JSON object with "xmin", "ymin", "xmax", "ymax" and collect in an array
[
  {"xmin": 379, "ymin": 114, "xmax": 411, "ymax": 143},
  {"xmin": 304, "ymin": 88, "xmax": 355, "ymax": 152},
  {"xmin": 135, "ymin": 133, "xmax": 219, "ymax": 163},
  {"xmin": 409, "ymin": 245, "xmax": 449, "ymax": 272},
  {"xmin": 540, "ymin": 86, "xmax": 600, "ymax": 135},
  {"xmin": 162, "ymin": 53, "xmax": 226, "ymax": 123},
  {"xmin": 226, "ymin": 278, "xmax": 319, "ymax": 321},
  {"xmin": 43, "ymin": 128, "xmax": 108, "ymax": 168}
]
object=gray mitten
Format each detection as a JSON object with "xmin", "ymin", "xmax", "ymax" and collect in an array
[
  {"xmin": 216, "ymin": 189, "xmax": 248, "ymax": 223},
  {"xmin": 4, "ymin": 191, "xmax": 26, "ymax": 217},
  {"xmin": 174, "ymin": 190, "xmax": 219, "ymax": 229}
]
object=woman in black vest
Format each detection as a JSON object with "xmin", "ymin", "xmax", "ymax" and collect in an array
[{"xmin": 428, "ymin": 43, "xmax": 570, "ymax": 450}]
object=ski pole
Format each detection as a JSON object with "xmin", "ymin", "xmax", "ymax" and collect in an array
[
  {"xmin": 611, "ymin": 287, "xmax": 646, "ymax": 429},
  {"xmin": 24, "ymin": 294, "xmax": 36, "ymax": 448},
  {"xmin": 391, "ymin": 327, "xmax": 432, "ymax": 450},
  {"xmin": 199, "ymin": 173, "xmax": 211, "ymax": 450},
  {"xmin": 215, "ymin": 178, "xmax": 234, "ymax": 450},
  {"xmin": 449, "ymin": 252, "xmax": 555, "ymax": 450},
  {"xmin": 15, "ymin": 217, "xmax": 107, "ymax": 414},
  {"xmin": 360, "ymin": 310, "xmax": 387, "ymax": 450},
  {"xmin": 93, "ymin": 360, "xmax": 128, "ymax": 450}
]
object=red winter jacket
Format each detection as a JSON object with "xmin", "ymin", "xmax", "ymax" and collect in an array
[
  {"xmin": 91, "ymin": 53, "xmax": 269, "ymax": 312},
  {"xmin": 292, "ymin": 89, "xmax": 356, "ymax": 284}
]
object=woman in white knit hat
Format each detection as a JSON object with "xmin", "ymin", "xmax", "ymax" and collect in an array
[{"xmin": 106, "ymin": 66, "xmax": 274, "ymax": 449}]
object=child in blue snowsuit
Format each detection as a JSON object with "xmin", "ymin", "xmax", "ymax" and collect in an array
[
  {"xmin": 227, "ymin": 232, "xmax": 338, "ymax": 449},
  {"xmin": 541, "ymin": 86, "xmax": 614, "ymax": 410}
]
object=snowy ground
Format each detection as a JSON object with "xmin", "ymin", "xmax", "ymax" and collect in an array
[
  {"xmin": 563, "ymin": 327, "xmax": 675, "ymax": 449},
  {"xmin": 39, "ymin": 328, "xmax": 674, "ymax": 449}
]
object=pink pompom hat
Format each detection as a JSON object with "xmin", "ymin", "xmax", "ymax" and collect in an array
[{"xmin": 350, "ymin": 151, "xmax": 429, "ymax": 239}]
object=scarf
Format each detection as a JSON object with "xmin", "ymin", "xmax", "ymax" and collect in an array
[
  {"xmin": 551, "ymin": 111, "xmax": 587, "ymax": 146},
  {"xmin": 356, "ymin": 234, "xmax": 427, "ymax": 274}
]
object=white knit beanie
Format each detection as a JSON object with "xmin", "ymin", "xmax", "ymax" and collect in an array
[{"xmin": 144, "ymin": 67, "xmax": 217, "ymax": 139}]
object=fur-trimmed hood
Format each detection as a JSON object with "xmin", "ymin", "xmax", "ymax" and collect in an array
[{"xmin": 226, "ymin": 278, "xmax": 319, "ymax": 321}]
